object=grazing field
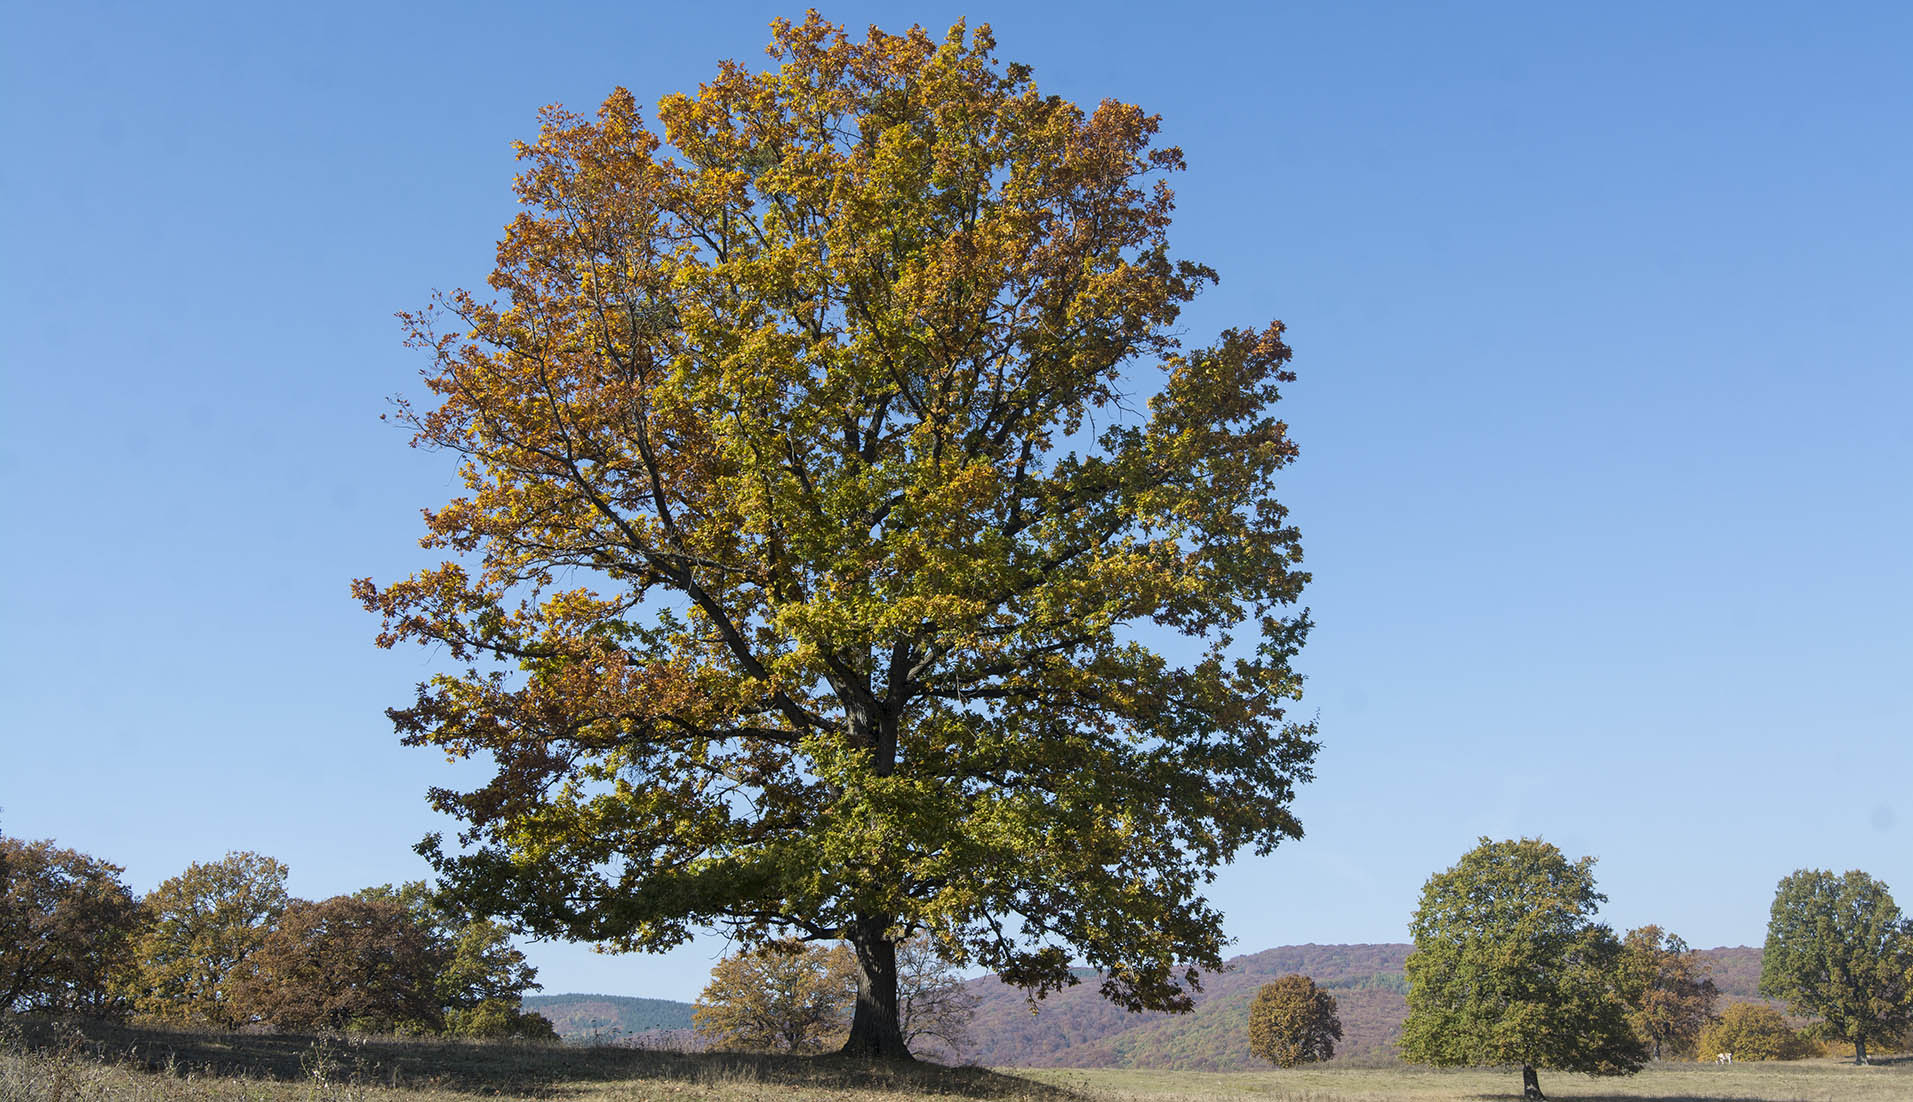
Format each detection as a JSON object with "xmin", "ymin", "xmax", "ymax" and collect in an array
[
  {"xmin": 3, "ymin": 1020, "xmax": 1907, "ymax": 1102},
  {"xmin": 1029, "ymin": 1060, "xmax": 1913, "ymax": 1101},
  {"xmin": 0, "ymin": 1018, "xmax": 1059, "ymax": 1102}
]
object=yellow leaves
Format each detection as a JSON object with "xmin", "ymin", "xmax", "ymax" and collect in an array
[{"xmin": 368, "ymin": 11, "xmax": 1315, "ymax": 1025}]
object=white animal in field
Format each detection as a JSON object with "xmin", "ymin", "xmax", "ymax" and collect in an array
[{"xmin": 1715, "ymin": 1052, "xmax": 1733, "ymax": 1064}]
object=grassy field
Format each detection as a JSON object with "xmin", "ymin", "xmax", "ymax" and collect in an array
[
  {"xmin": 1024, "ymin": 1060, "xmax": 1912, "ymax": 1101},
  {"xmin": 3, "ymin": 1019, "xmax": 1908, "ymax": 1102}
]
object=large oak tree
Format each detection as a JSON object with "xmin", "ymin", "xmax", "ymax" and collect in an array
[
  {"xmin": 121, "ymin": 851, "xmax": 288, "ymax": 1029},
  {"xmin": 358, "ymin": 13, "xmax": 1315, "ymax": 1058},
  {"xmin": 0, "ymin": 836, "xmax": 141, "ymax": 1016},
  {"xmin": 1760, "ymin": 868, "xmax": 1913, "ymax": 1064},
  {"xmin": 1401, "ymin": 839, "xmax": 1645, "ymax": 1100}
]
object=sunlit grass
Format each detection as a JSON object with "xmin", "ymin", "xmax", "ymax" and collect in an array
[{"xmin": 3, "ymin": 1017, "xmax": 1907, "ymax": 1101}]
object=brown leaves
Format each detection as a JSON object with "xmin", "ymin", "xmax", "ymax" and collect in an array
[{"xmin": 365, "ymin": 11, "xmax": 1316, "ymax": 1032}]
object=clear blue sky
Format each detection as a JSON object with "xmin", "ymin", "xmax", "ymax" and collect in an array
[{"xmin": 4, "ymin": 2, "xmax": 1908, "ymax": 1002}]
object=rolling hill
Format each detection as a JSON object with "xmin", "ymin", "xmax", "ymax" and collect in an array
[
  {"xmin": 523, "ymin": 993, "xmax": 696, "ymax": 1043},
  {"xmin": 960, "ymin": 943, "xmax": 1765, "ymax": 1070},
  {"xmin": 528, "ymin": 944, "xmax": 1767, "ymax": 1066}
]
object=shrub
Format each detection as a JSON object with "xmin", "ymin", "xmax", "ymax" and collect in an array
[
  {"xmin": 1696, "ymin": 1002, "xmax": 1816, "ymax": 1061},
  {"xmin": 1248, "ymin": 974, "xmax": 1342, "ymax": 1067}
]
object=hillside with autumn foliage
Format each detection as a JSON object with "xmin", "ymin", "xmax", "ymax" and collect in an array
[{"xmin": 959, "ymin": 944, "xmax": 1765, "ymax": 1070}]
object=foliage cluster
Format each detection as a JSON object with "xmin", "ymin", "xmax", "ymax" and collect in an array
[
  {"xmin": 1694, "ymin": 1002, "xmax": 1819, "ymax": 1061},
  {"xmin": 0, "ymin": 834, "xmax": 549, "ymax": 1039},
  {"xmin": 1246, "ymin": 973, "xmax": 1341, "ymax": 1068},
  {"xmin": 0, "ymin": 836, "xmax": 141, "ymax": 1017},
  {"xmin": 1616, "ymin": 925, "xmax": 1719, "ymax": 1060}
]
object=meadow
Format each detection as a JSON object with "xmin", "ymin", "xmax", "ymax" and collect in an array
[{"xmin": 4, "ymin": 1019, "xmax": 1908, "ymax": 1102}]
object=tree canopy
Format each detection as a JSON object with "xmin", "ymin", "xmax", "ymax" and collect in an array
[
  {"xmin": 1401, "ymin": 838, "xmax": 1645, "ymax": 1099},
  {"xmin": 357, "ymin": 11, "xmax": 1314, "ymax": 1058},
  {"xmin": 0, "ymin": 836, "xmax": 141, "ymax": 1016},
  {"xmin": 1760, "ymin": 868, "xmax": 1913, "ymax": 1064},
  {"xmin": 1616, "ymin": 925, "xmax": 1718, "ymax": 1060},
  {"xmin": 694, "ymin": 940, "xmax": 857, "ymax": 1053},
  {"xmin": 233, "ymin": 895, "xmax": 447, "ymax": 1033},
  {"xmin": 121, "ymin": 851, "xmax": 289, "ymax": 1028}
]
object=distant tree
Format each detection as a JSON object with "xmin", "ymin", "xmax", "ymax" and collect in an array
[
  {"xmin": 694, "ymin": 941, "xmax": 856, "ymax": 1053},
  {"xmin": 353, "ymin": 881, "xmax": 549, "ymax": 1036},
  {"xmin": 1760, "ymin": 868, "xmax": 1913, "ymax": 1064},
  {"xmin": 446, "ymin": 995, "xmax": 558, "ymax": 1041},
  {"xmin": 1247, "ymin": 973, "xmax": 1342, "ymax": 1068},
  {"xmin": 122, "ymin": 851, "xmax": 288, "ymax": 1028},
  {"xmin": 1401, "ymin": 838, "xmax": 1645, "ymax": 1100},
  {"xmin": 1617, "ymin": 926, "xmax": 1718, "ymax": 1060},
  {"xmin": 232, "ymin": 895, "xmax": 446, "ymax": 1032},
  {"xmin": 0, "ymin": 837, "xmax": 142, "ymax": 1016},
  {"xmin": 1695, "ymin": 1002, "xmax": 1816, "ymax": 1061},
  {"xmin": 894, "ymin": 936, "xmax": 981, "ymax": 1060},
  {"xmin": 437, "ymin": 918, "xmax": 554, "ymax": 1038},
  {"xmin": 342, "ymin": 880, "xmax": 552, "ymax": 1038}
]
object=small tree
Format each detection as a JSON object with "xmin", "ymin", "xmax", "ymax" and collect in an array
[
  {"xmin": 354, "ymin": 882, "xmax": 550, "ymax": 1037},
  {"xmin": 1695, "ymin": 1002, "xmax": 1816, "ymax": 1061},
  {"xmin": 0, "ymin": 837, "xmax": 142, "ymax": 1015},
  {"xmin": 1617, "ymin": 925, "xmax": 1718, "ymax": 1060},
  {"xmin": 121, "ymin": 851, "xmax": 288, "ymax": 1028},
  {"xmin": 694, "ymin": 941, "xmax": 857, "ymax": 1053},
  {"xmin": 1401, "ymin": 838, "xmax": 1645, "ymax": 1100},
  {"xmin": 895, "ymin": 935, "xmax": 981, "ymax": 1060},
  {"xmin": 231, "ymin": 896, "xmax": 447, "ymax": 1033},
  {"xmin": 1247, "ymin": 973, "xmax": 1341, "ymax": 1068},
  {"xmin": 1760, "ymin": 869, "xmax": 1913, "ymax": 1064}
]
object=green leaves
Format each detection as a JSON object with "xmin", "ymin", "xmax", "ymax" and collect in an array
[
  {"xmin": 1401, "ymin": 838, "xmax": 1645, "ymax": 1078},
  {"xmin": 1760, "ymin": 868, "xmax": 1913, "ymax": 1063},
  {"xmin": 362, "ymin": 12, "xmax": 1314, "ymax": 1044}
]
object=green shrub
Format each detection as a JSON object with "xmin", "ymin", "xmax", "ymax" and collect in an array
[{"xmin": 1695, "ymin": 1002, "xmax": 1816, "ymax": 1061}]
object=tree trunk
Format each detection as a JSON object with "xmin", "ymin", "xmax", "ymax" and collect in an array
[
  {"xmin": 1522, "ymin": 1064, "xmax": 1544, "ymax": 1100},
  {"xmin": 1854, "ymin": 1037, "xmax": 1868, "ymax": 1065},
  {"xmin": 840, "ymin": 915, "xmax": 912, "ymax": 1060}
]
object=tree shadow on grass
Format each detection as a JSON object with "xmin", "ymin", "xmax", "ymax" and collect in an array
[{"xmin": 8, "ymin": 1016, "xmax": 1073, "ymax": 1099}]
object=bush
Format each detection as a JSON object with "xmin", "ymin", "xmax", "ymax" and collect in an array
[
  {"xmin": 1695, "ymin": 1002, "xmax": 1816, "ymax": 1061},
  {"xmin": 446, "ymin": 997, "xmax": 558, "ymax": 1040},
  {"xmin": 1248, "ymin": 974, "xmax": 1342, "ymax": 1067}
]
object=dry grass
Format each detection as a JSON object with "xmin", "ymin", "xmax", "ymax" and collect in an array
[
  {"xmin": 0, "ymin": 1016, "xmax": 1067, "ymax": 1101},
  {"xmin": 3, "ymin": 1018, "xmax": 1908, "ymax": 1102},
  {"xmin": 1026, "ymin": 1058, "xmax": 1913, "ymax": 1101}
]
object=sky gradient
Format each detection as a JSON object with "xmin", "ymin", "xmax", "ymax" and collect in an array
[{"xmin": 4, "ymin": 1, "xmax": 1908, "ymax": 1002}]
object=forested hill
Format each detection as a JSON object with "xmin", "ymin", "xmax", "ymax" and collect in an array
[
  {"xmin": 522, "ymin": 994, "xmax": 695, "ymax": 1042},
  {"xmin": 962, "ymin": 943, "xmax": 1764, "ymax": 1070},
  {"xmin": 526, "ymin": 944, "xmax": 1763, "ymax": 1062}
]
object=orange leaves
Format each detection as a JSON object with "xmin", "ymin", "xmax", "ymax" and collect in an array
[{"xmin": 366, "ymin": 12, "xmax": 1315, "ymax": 1030}]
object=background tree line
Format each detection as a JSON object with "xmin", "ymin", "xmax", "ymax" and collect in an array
[
  {"xmin": 1, "ymin": 834, "xmax": 551, "ymax": 1039},
  {"xmin": 1396, "ymin": 838, "xmax": 1913, "ymax": 1100}
]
